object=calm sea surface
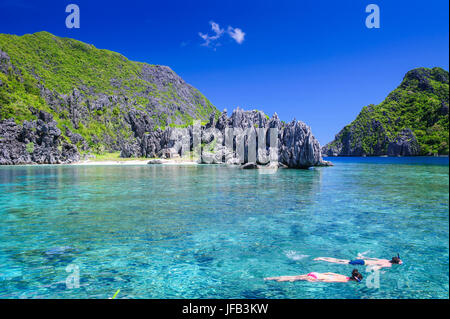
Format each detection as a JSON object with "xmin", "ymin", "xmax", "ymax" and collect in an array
[{"xmin": 0, "ymin": 157, "xmax": 448, "ymax": 298}]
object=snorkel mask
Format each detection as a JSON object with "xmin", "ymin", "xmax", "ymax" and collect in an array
[
  {"xmin": 352, "ymin": 273, "xmax": 362, "ymax": 282},
  {"xmin": 391, "ymin": 253, "xmax": 402, "ymax": 264}
]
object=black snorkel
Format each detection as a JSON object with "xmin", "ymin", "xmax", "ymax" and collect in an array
[{"xmin": 391, "ymin": 253, "xmax": 402, "ymax": 264}]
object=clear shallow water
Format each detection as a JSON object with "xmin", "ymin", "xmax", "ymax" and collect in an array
[{"xmin": 0, "ymin": 157, "xmax": 448, "ymax": 299}]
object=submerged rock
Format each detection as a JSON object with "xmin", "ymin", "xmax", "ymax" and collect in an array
[{"xmin": 44, "ymin": 246, "xmax": 76, "ymax": 258}]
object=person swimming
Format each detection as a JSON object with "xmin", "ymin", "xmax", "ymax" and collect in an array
[
  {"xmin": 314, "ymin": 254, "xmax": 403, "ymax": 270},
  {"xmin": 264, "ymin": 269, "xmax": 363, "ymax": 283}
]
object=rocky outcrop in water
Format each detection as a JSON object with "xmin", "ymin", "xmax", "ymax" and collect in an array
[
  {"xmin": 0, "ymin": 111, "xmax": 79, "ymax": 165},
  {"xmin": 137, "ymin": 108, "xmax": 330, "ymax": 169},
  {"xmin": 0, "ymin": 106, "xmax": 328, "ymax": 168},
  {"xmin": 322, "ymin": 67, "xmax": 449, "ymax": 156}
]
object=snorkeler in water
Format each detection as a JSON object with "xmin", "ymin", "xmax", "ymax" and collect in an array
[
  {"xmin": 314, "ymin": 254, "xmax": 403, "ymax": 270},
  {"xmin": 265, "ymin": 269, "xmax": 363, "ymax": 283}
]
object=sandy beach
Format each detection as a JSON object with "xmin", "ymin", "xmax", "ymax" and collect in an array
[{"xmin": 71, "ymin": 159, "xmax": 199, "ymax": 166}]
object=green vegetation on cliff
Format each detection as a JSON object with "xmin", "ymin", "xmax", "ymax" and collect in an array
[
  {"xmin": 0, "ymin": 31, "xmax": 218, "ymax": 153},
  {"xmin": 324, "ymin": 67, "xmax": 449, "ymax": 156}
]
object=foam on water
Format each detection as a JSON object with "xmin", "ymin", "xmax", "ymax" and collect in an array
[{"xmin": 285, "ymin": 251, "xmax": 309, "ymax": 261}]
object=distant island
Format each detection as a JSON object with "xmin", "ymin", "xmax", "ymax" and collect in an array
[{"xmin": 323, "ymin": 67, "xmax": 449, "ymax": 157}]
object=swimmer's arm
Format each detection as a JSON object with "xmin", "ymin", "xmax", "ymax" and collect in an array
[
  {"xmin": 314, "ymin": 257, "xmax": 350, "ymax": 264},
  {"xmin": 319, "ymin": 275, "xmax": 348, "ymax": 283},
  {"xmin": 320, "ymin": 279, "xmax": 347, "ymax": 283},
  {"xmin": 364, "ymin": 258, "xmax": 393, "ymax": 267},
  {"xmin": 364, "ymin": 260, "xmax": 391, "ymax": 269},
  {"xmin": 362, "ymin": 257, "xmax": 386, "ymax": 262},
  {"xmin": 264, "ymin": 275, "xmax": 309, "ymax": 282}
]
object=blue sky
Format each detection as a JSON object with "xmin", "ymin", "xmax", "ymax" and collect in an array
[{"xmin": 0, "ymin": 0, "xmax": 448, "ymax": 144}]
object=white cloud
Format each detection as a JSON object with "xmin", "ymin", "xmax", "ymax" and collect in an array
[
  {"xmin": 227, "ymin": 26, "xmax": 245, "ymax": 44},
  {"xmin": 210, "ymin": 22, "xmax": 224, "ymax": 37},
  {"xmin": 199, "ymin": 21, "xmax": 225, "ymax": 49},
  {"xmin": 199, "ymin": 21, "xmax": 245, "ymax": 49}
]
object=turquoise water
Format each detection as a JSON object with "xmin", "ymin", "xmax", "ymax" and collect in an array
[{"xmin": 0, "ymin": 157, "xmax": 448, "ymax": 299}]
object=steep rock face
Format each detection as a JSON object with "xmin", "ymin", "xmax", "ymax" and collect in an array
[
  {"xmin": 0, "ymin": 32, "xmax": 217, "ymax": 156},
  {"xmin": 279, "ymin": 120, "xmax": 324, "ymax": 168},
  {"xmin": 322, "ymin": 116, "xmax": 390, "ymax": 156},
  {"xmin": 387, "ymin": 128, "xmax": 420, "ymax": 156},
  {"xmin": 0, "ymin": 111, "xmax": 79, "ymax": 165},
  {"xmin": 323, "ymin": 67, "xmax": 449, "ymax": 156},
  {"xmin": 136, "ymin": 108, "xmax": 329, "ymax": 169}
]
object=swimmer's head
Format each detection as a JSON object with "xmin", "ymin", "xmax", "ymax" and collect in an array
[
  {"xmin": 351, "ymin": 269, "xmax": 363, "ymax": 282},
  {"xmin": 390, "ymin": 254, "xmax": 403, "ymax": 264}
]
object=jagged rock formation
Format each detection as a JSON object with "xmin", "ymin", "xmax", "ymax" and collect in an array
[
  {"xmin": 0, "ymin": 32, "xmax": 329, "ymax": 167},
  {"xmin": 387, "ymin": 128, "xmax": 421, "ymax": 156},
  {"xmin": 0, "ymin": 110, "xmax": 79, "ymax": 165},
  {"xmin": 323, "ymin": 67, "xmax": 449, "ymax": 156},
  {"xmin": 137, "ymin": 108, "xmax": 330, "ymax": 169}
]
